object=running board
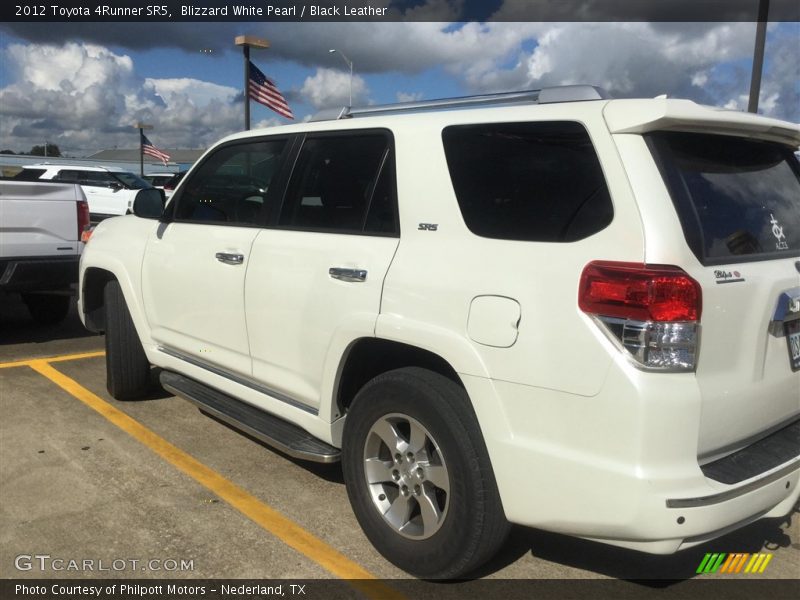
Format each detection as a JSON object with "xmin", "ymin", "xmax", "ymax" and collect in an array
[{"xmin": 160, "ymin": 371, "xmax": 341, "ymax": 464}]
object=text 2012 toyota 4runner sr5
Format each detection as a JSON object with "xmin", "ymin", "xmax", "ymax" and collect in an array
[{"xmin": 79, "ymin": 86, "xmax": 800, "ymax": 578}]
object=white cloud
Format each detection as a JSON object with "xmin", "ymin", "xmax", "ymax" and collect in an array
[
  {"xmin": 0, "ymin": 42, "xmax": 245, "ymax": 155},
  {"xmin": 1, "ymin": 21, "xmax": 797, "ymax": 155},
  {"xmin": 146, "ymin": 78, "xmax": 238, "ymax": 107},
  {"xmin": 299, "ymin": 68, "xmax": 368, "ymax": 108},
  {"xmin": 396, "ymin": 91, "xmax": 424, "ymax": 103}
]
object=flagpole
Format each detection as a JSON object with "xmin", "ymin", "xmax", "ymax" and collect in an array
[
  {"xmin": 134, "ymin": 122, "xmax": 153, "ymax": 177},
  {"xmin": 235, "ymin": 36, "xmax": 270, "ymax": 131}
]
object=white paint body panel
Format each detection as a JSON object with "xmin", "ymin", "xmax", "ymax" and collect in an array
[{"xmin": 245, "ymin": 230, "xmax": 398, "ymax": 412}]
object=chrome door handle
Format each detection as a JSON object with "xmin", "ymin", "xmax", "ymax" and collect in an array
[
  {"xmin": 215, "ymin": 252, "xmax": 244, "ymax": 265},
  {"xmin": 329, "ymin": 267, "xmax": 367, "ymax": 282}
]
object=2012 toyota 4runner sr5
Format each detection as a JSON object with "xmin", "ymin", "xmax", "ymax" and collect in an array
[{"xmin": 78, "ymin": 86, "xmax": 800, "ymax": 578}]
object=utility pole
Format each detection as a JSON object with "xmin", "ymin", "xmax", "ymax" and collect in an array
[
  {"xmin": 235, "ymin": 35, "xmax": 270, "ymax": 130},
  {"xmin": 748, "ymin": 0, "xmax": 770, "ymax": 113}
]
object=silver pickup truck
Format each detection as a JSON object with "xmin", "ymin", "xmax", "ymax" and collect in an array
[{"xmin": 0, "ymin": 180, "xmax": 89, "ymax": 325}]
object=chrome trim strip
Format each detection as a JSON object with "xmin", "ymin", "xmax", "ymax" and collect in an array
[
  {"xmin": 158, "ymin": 346, "xmax": 318, "ymax": 416},
  {"xmin": 666, "ymin": 459, "xmax": 800, "ymax": 509}
]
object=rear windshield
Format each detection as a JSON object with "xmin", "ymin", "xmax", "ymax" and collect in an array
[{"xmin": 648, "ymin": 132, "xmax": 800, "ymax": 265}]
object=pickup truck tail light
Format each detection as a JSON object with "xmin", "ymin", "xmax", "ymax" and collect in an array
[
  {"xmin": 579, "ymin": 261, "xmax": 702, "ymax": 372},
  {"xmin": 77, "ymin": 199, "xmax": 90, "ymax": 243}
]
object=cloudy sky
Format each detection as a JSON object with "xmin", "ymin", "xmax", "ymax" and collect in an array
[{"xmin": 1, "ymin": 14, "xmax": 798, "ymax": 156}]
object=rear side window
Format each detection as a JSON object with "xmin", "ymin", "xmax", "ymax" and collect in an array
[
  {"xmin": 53, "ymin": 170, "xmax": 81, "ymax": 183},
  {"xmin": 82, "ymin": 171, "xmax": 116, "ymax": 186},
  {"xmin": 442, "ymin": 121, "xmax": 613, "ymax": 242},
  {"xmin": 648, "ymin": 132, "xmax": 800, "ymax": 264},
  {"xmin": 112, "ymin": 172, "xmax": 149, "ymax": 190}
]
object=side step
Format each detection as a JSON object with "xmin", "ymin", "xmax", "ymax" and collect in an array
[{"xmin": 160, "ymin": 371, "xmax": 341, "ymax": 464}]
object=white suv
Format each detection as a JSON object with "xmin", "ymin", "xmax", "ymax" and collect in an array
[
  {"xmin": 78, "ymin": 86, "xmax": 800, "ymax": 578},
  {"xmin": 17, "ymin": 164, "xmax": 151, "ymax": 221}
]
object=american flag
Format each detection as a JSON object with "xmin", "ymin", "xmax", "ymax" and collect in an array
[
  {"xmin": 249, "ymin": 61, "xmax": 294, "ymax": 120},
  {"xmin": 141, "ymin": 133, "xmax": 171, "ymax": 166}
]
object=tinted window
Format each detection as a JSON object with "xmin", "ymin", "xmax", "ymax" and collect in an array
[
  {"xmin": 54, "ymin": 170, "xmax": 81, "ymax": 183},
  {"xmin": 145, "ymin": 175, "xmax": 174, "ymax": 187},
  {"xmin": 649, "ymin": 132, "xmax": 800, "ymax": 264},
  {"xmin": 112, "ymin": 171, "xmax": 150, "ymax": 189},
  {"xmin": 442, "ymin": 122, "xmax": 613, "ymax": 242},
  {"xmin": 279, "ymin": 133, "xmax": 396, "ymax": 235},
  {"xmin": 174, "ymin": 140, "xmax": 288, "ymax": 225},
  {"xmin": 82, "ymin": 171, "xmax": 116, "ymax": 186},
  {"xmin": 13, "ymin": 168, "xmax": 46, "ymax": 181}
]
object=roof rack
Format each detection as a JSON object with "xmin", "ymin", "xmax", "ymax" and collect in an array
[{"xmin": 310, "ymin": 85, "xmax": 611, "ymax": 122}]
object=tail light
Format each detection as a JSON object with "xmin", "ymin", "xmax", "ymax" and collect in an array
[
  {"xmin": 579, "ymin": 261, "xmax": 702, "ymax": 372},
  {"xmin": 77, "ymin": 199, "xmax": 91, "ymax": 242}
]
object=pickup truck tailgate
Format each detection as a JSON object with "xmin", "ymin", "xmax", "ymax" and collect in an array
[{"xmin": 0, "ymin": 181, "xmax": 83, "ymax": 257}]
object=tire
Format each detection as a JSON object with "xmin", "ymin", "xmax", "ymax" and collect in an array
[
  {"xmin": 342, "ymin": 367, "xmax": 510, "ymax": 579},
  {"xmin": 104, "ymin": 280, "xmax": 149, "ymax": 400},
  {"xmin": 22, "ymin": 293, "xmax": 71, "ymax": 326}
]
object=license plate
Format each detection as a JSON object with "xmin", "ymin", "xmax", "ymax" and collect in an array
[{"xmin": 786, "ymin": 319, "xmax": 800, "ymax": 372}]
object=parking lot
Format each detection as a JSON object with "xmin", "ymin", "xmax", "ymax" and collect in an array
[{"xmin": 1, "ymin": 294, "xmax": 798, "ymax": 598}]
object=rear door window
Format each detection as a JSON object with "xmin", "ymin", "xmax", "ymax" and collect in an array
[
  {"xmin": 648, "ymin": 132, "xmax": 800, "ymax": 265},
  {"xmin": 442, "ymin": 121, "xmax": 613, "ymax": 242},
  {"xmin": 278, "ymin": 131, "xmax": 397, "ymax": 235}
]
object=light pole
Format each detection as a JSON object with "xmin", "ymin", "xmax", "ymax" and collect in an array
[
  {"xmin": 329, "ymin": 48, "xmax": 353, "ymax": 107},
  {"xmin": 235, "ymin": 35, "xmax": 270, "ymax": 130},
  {"xmin": 134, "ymin": 122, "xmax": 152, "ymax": 177},
  {"xmin": 748, "ymin": 0, "xmax": 769, "ymax": 114}
]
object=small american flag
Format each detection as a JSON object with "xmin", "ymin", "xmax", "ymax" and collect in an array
[
  {"xmin": 249, "ymin": 61, "xmax": 294, "ymax": 120},
  {"xmin": 141, "ymin": 133, "xmax": 171, "ymax": 166}
]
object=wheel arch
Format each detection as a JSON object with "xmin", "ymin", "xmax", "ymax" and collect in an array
[
  {"xmin": 334, "ymin": 338, "xmax": 464, "ymax": 417},
  {"xmin": 81, "ymin": 267, "xmax": 117, "ymax": 332}
]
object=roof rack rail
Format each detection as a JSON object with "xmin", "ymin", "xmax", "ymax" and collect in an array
[{"xmin": 310, "ymin": 85, "xmax": 611, "ymax": 122}]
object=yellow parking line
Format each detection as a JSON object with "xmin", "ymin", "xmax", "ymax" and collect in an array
[
  {"xmin": 0, "ymin": 350, "xmax": 105, "ymax": 369},
  {"xmin": 28, "ymin": 359, "xmax": 403, "ymax": 599}
]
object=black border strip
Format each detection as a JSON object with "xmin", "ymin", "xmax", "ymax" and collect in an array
[{"xmin": 4, "ymin": 0, "xmax": 800, "ymax": 23}]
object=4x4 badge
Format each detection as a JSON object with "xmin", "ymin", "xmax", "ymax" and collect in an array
[{"xmin": 770, "ymin": 214, "xmax": 789, "ymax": 250}]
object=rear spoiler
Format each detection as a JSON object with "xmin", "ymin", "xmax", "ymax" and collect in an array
[{"xmin": 603, "ymin": 99, "xmax": 800, "ymax": 148}]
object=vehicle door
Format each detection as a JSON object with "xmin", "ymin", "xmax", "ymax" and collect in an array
[
  {"xmin": 141, "ymin": 137, "xmax": 293, "ymax": 378},
  {"xmin": 246, "ymin": 130, "xmax": 400, "ymax": 413},
  {"xmin": 81, "ymin": 171, "xmax": 129, "ymax": 217}
]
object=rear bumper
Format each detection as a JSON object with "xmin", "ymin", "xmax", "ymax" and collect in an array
[
  {"xmin": 0, "ymin": 255, "xmax": 79, "ymax": 292},
  {"xmin": 462, "ymin": 367, "xmax": 800, "ymax": 554}
]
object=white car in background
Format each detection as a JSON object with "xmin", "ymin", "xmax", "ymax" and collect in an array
[
  {"xmin": 144, "ymin": 171, "xmax": 184, "ymax": 200},
  {"xmin": 15, "ymin": 164, "xmax": 152, "ymax": 221}
]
